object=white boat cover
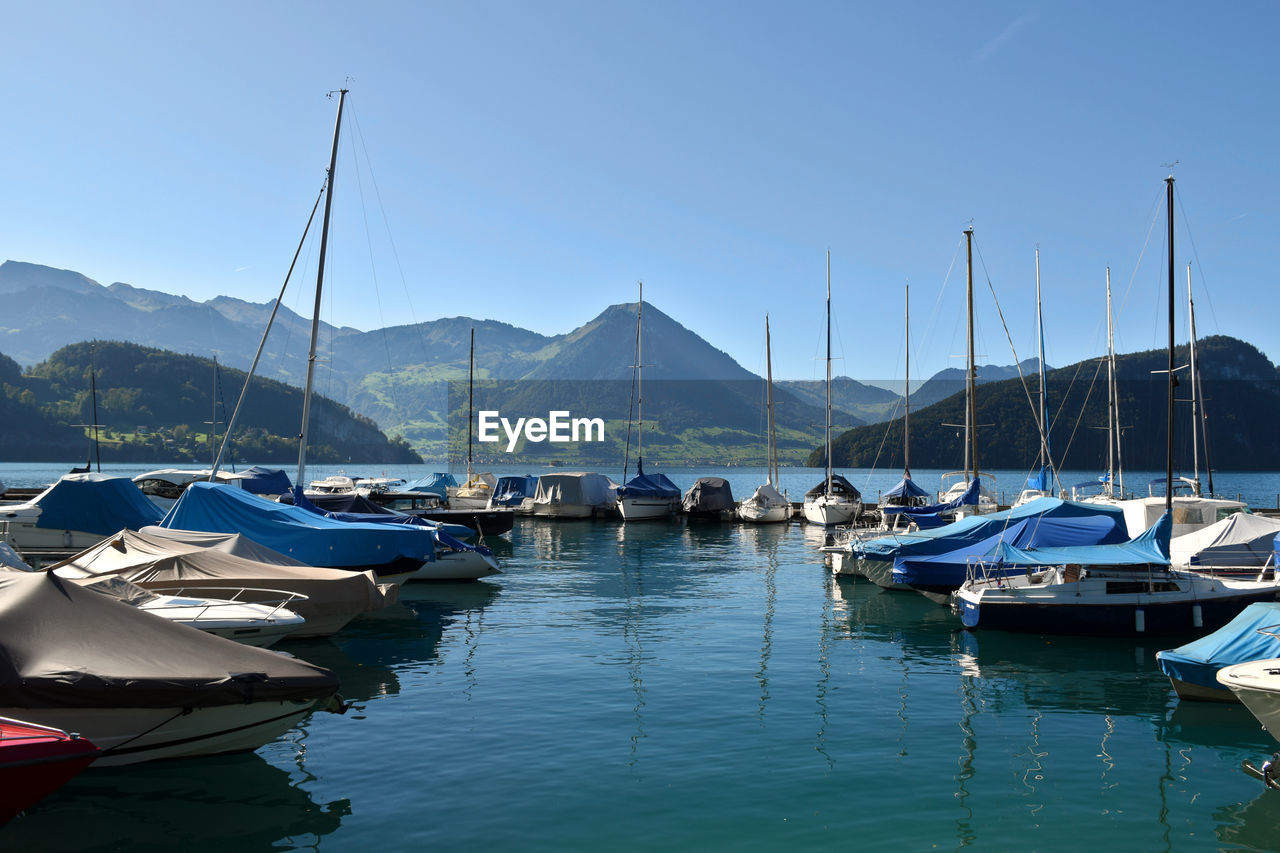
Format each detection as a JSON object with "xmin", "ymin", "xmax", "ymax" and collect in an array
[
  {"xmin": 1169, "ymin": 512, "xmax": 1280, "ymax": 568},
  {"xmin": 532, "ymin": 473, "xmax": 618, "ymax": 508},
  {"xmin": 745, "ymin": 483, "xmax": 787, "ymax": 506},
  {"xmin": 0, "ymin": 571, "xmax": 337, "ymax": 709},
  {"xmin": 51, "ymin": 529, "xmax": 397, "ymax": 630}
]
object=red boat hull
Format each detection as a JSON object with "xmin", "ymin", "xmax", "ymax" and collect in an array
[{"xmin": 0, "ymin": 718, "xmax": 99, "ymax": 823}]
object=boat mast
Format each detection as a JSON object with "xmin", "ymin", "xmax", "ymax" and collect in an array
[
  {"xmin": 297, "ymin": 88, "xmax": 347, "ymax": 490},
  {"xmin": 89, "ymin": 343, "xmax": 101, "ymax": 473},
  {"xmin": 636, "ymin": 281, "xmax": 644, "ymax": 471},
  {"xmin": 1188, "ymin": 265, "xmax": 1215, "ymax": 496},
  {"xmin": 964, "ymin": 228, "xmax": 975, "ymax": 485},
  {"xmin": 1164, "ymin": 175, "xmax": 1175, "ymax": 513},
  {"xmin": 904, "ymin": 281, "xmax": 911, "ymax": 479},
  {"xmin": 825, "ymin": 251, "xmax": 833, "ymax": 497},
  {"xmin": 1105, "ymin": 268, "xmax": 1117, "ymax": 497},
  {"xmin": 766, "ymin": 314, "xmax": 777, "ymax": 487},
  {"xmin": 467, "ymin": 327, "xmax": 475, "ymax": 483},
  {"xmin": 1186, "ymin": 264, "xmax": 1200, "ymax": 496},
  {"xmin": 1035, "ymin": 248, "xmax": 1050, "ymax": 488}
]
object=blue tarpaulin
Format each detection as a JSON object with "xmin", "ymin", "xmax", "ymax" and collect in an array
[
  {"xmin": 893, "ymin": 512, "xmax": 1129, "ymax": 590},
  {"xmin": 24, "ymin": 474, "xmax": 163, "ymax": 534},
  {"xmin": 617, "ymin": 461, "xmax": 680, "ymax": 499},
  {"xmin": 491, "ymin": 475, "xmax": 538, "ymax": 507},
  {"xmin": 882, "ymin": 478, "xmax": 981, "ymax": 517},
  {"xmin": 1156, "ymin": 602, "xmax": 1280, "ymax": 696},
  {"xmin": 405, "ymin": 473, "xmax": 457, "ymax": 498},
  {"xmin": 160, "ymin": 482, "xmax": 435, "ymax": 569},
  {"xmin": 1025, "ymin": 465, "xmax": 1053, "ymax": 492},
  {"xmin": 991, "ymin": 511, "xmax": 1171, "ymax": 567},
  {"xmin": 290, "ymin": 489, "xmax": 486, "ymax": 554},
  {"xmin": 237, "ymin": 466, "xmax": 293, "ymax": 496},
  {"xmin": 883, "ymin": 477, "xmax": 929, "ymax": 500}
]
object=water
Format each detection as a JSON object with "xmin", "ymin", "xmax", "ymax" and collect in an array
[{"xmin": 5, "ymin": 463, "xmax": 1280, "ymax": 850}]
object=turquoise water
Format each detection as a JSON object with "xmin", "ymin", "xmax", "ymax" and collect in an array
[{"xmin": 5, "ymin": 464, "xmax": 1280, "ymax": 850}]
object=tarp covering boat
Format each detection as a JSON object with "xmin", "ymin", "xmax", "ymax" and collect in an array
[
  {"xmin": 746, "ymin": 483, "xmax": 787, "ymax": 506},
  {"xmin": 158, "ymin": 482, "xmax": 435, "ymax": 570},
  {"xmin": 883, "ymin": 477, "xmax": 929, "ymax": 500},
  {"xmin": 893, "ymin": 512, "xmax": 1130, "ymax": 590},
  {"xmin": 682, "ymin": 477, "xmax": 735, "ymax": 515},
  {"xmin": 235, "ymin": 467, "xmax": 293, "ymax": 496},
  {"xmin": 1156, "ymin": 602, "xmax": 1280, "ymax": 696},
  {"xmin": 617, "ymin": 461, "xmax": 680, "ymax": 499},
  {"xmin": 804, "ymin": 474, "xmax": 861, "ymax": 500},
  {"xmin": 52, "ymin": 528, "xmax": 397, "ymax": 632},
  {"xmin": 285, "ymin": 490, "xmax": 479, "ymax": 546},
  {"xmin": 1168, "ymin": 512, "xmax": 1280, "ymax": 568},
  {"xmin": 860, "ymin": 496, "xmax": 1126, "ymax": 563},
  {"xmin": 491, "ymin": 475, "xmax": 538, "ymax": 507},
  {"xmin": 0, "ymin": 571, "xmax": 338, "ymax": 709},
  {"xmin": 405, "ymin": 473, "xmax": 457, "ymax": 498},
  {"xmin": 990, "ymin": 511, "xmax": 1171, "ymax": 567},
  {"xmin": 6, "ymin": 474, "xmax": 163, "ymax": 535},
  {"xmin": 881, "ymin": 478, "xmax": 981, "ymax": 518},
  {"xmin": 532, "ymin": 473, "xmax": 618, "ymax": 508}
]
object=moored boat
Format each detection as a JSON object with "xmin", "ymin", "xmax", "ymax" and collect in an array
[{"xmin": 0, "ymin": 716, "xmax": 99, "ymax": 823}]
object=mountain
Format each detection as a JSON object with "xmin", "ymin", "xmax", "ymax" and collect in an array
[
  {"xmin": 3, "ymin": 340, "xmax": 421, "ymax": 465},
  {"xmin": 812, "ymin": 336, "xmax": 1280, "ymax": 473},
  {"xmin": 776, "ymin": 376, "xmax": 902, "ymax": 425},
  {"xmin": 909, "ymin": 358, "xmax": 1051, "ymax": 409}
]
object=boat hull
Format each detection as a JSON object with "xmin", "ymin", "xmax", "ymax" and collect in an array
[
  {"xmin": 0, "ymin": 718, "xmax": 99, "ymax": 822},
  {"xmin": 802, "ymin": 497, "xmax": 859, "ymax": 526},
  {"xmin": 405, "ymin": 550, "xmax": 501, "ymax": 582},
  {"xmin": 0, "ymin": 700, "xmax": 322, "ymax": 767},
  {"xmin": 617, "ymin": 497, "xmax": 676, "ymax": 521},
  {"xmin": 736, "ymin": 503, "xmax": 789, "ymax": 524},
  {"xmin": 1218, "ymin": 659, "xmax": 1280, "ymax": 744}
]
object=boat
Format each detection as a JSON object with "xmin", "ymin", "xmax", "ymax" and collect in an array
[
  {"xmin": 159, "ymin": 482, "xmax": 433, "ymax": 582},
  {"xmin": 736, "ymin": 315, "xmax": 790, "ymax": 524},
  {"xmin": 530, "ymin": 472, "xmax": 618, "ymax": 519},
  {"xmin": 0, "ymin": 716, "xmax": 99, "ymax": 823},
  {"xmin": 0, "ymin": 571, "xmax": 340, "ymax": 766},
  {"xmin": 617, "ymin": 285, "xmax": 681, "ymax": 521},
  {"xmin": 953, "ymin": 177, "xmax": 1280, "ymax": 636},
  {"xmin": 70, "ymin": 575, "xmax": 307, "ymax": 648},
  {"xmin": 1170, "ymin": 512, "xmax": 1280, "ymax": 569},
  {"xmin": 1217, "ymin": 659, "xmax": 1280, "ymax": 746},
  {"xmin": 1157, "ymin": 602, "xmax": 1280, "ymax": 702},
  {"xmin": 447, "ymin": 329, "xmax": 496, "ymax": 510},
  {"xmin": 134, "ymin": 466, "xmax": 292, "ymax": 511},
  {"xmin": 315, "ymin": 477, "xmax": 515, "ymax": 537},
  {"xmin": 0, "ymin": 474, "xmax": 163, "ymax": 566},
  {"xmin": 802, "ymin": 253, "xmax": 861, "ymax": 526},
  {"xmin": 488, "ymin": 475, "xmax": 539, "ymax": 515},
  {"xmin": 681, "ymin": 477, "xmax": 735, "ymax": 521},
  {"xmin": 50, "ymin": 527, "xmax": 398, "ymax": 638}
]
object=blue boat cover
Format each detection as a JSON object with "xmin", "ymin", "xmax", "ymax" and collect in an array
[
  {"xmin": 491, "ymin": 475, "xmax": 538, "ymax": 507},
  {"xmin": 882, "ymin": 478, "xmax": 981, "ymax": 517},
  {"xmin": 237, "ymin": 466, "xmax": 293, "ymax": 496},
  {"xmin": 860, "ymin": 496, "xmax": 1125, "ymax": 562},
  {"xmin": 991, "ymin": 511, "xmax": 1171, "ymax": 567},
  {"xmin": 405, "ymin": 473, "xmax": 457, "ymax": 497},
  {"xmin": 160, "ymin": 482, "xmax": 436, "ymax": 568},
  {"xmin": 883, "ymin": 477, "xmax": 929, "ymax": 500},
  {"xmin": 29, "ymin": 475, "xmax": 163, "ymax": 534},
  {"xmin": 1156, "ymin": 602, "xmax": 1280, "ymax": 693},
  {"xmin": 617, "ymin": 460, "xmax": 680, "ymax": 499},
  {"xmin": 290, "ymin": 489, "xmax": 486, "ymax": 554},
  {"xmin": 893, "ymin": 513, "xmax": 1129, "ymax": 588}
]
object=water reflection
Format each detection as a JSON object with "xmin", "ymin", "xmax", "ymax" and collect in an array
[
  {"xmin": 4, "ymin": 753, "xmax": 346, "ymax": 852},
  {"xmin": 1216, "ymin": 787, "xmax": 1280, "ymax": 850}
]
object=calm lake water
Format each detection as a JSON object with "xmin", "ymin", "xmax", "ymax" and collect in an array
[{"xmin": 5, "ymin": 463, "xmax": 1280, "ymax": 851}]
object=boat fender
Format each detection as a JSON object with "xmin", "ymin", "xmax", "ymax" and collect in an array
[
  {"xmin": 1192, "ymin": 604, "xmax": 1203, "ymax": 629},
  {"xmin": 1135, "ymin": 609, "xmax": 1146, "ymax": 633}
]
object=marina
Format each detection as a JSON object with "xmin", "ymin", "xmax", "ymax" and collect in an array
[{"xmin": 4, "ymin": 463, "xmax": 1280, "ymax": 849}]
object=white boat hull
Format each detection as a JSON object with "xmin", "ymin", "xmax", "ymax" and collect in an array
[
  {"xmin": 617, "ymin": 497, "xmax": 675, "ymax": 521},
  {"xmin": 406, "ymin": 550, "xmax": 501, "ymax": 581},
  {"xmin": 736, "ymin": 502, "xmax": 789, "ymax": 524},
  {"xmin": 802, "ymin": 497, "xmax": 859, "ymax": 526},
  {"xmin": 531, "ymin": 502, "xmax": 595, "ymax": 519},
  {"xmin": 1218, "ymin": 660, "xmax": 1280, "ymax": 743},
  {"xmin": 0, "ymin": 700, "xmax": 322, "ymax": 766}
]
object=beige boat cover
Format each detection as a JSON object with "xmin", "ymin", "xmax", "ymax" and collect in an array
[{"xmin": 49, "ymin": 529, "xmax": 397, "ymax": 637}]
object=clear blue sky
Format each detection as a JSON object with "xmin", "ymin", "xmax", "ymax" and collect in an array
[{"xmin": 3, "ymin": 1, "xmax": 1275, "ymax": 384}]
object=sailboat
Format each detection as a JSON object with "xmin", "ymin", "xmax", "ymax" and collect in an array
[
  {"xmin": 802, "ymin": 253, "xmax": 862, "ymax": 526},
  {"xmin": 616, "ymin": 283, "xmax": 681, "ymax": 521},
  {"xmin": 447, "ymin": 328, "xmax": 497, "ymax": 510},
  {"xmin": 736, "ymin": 316, "xmax": 791, "ymax": 524},
  {"xmin": 936, "ymin": 229, "xmax": 997, "ymax": 515},
  {"xmin": 953, "ymin": 176, "xmax": 1280, "ymax": 636}
]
